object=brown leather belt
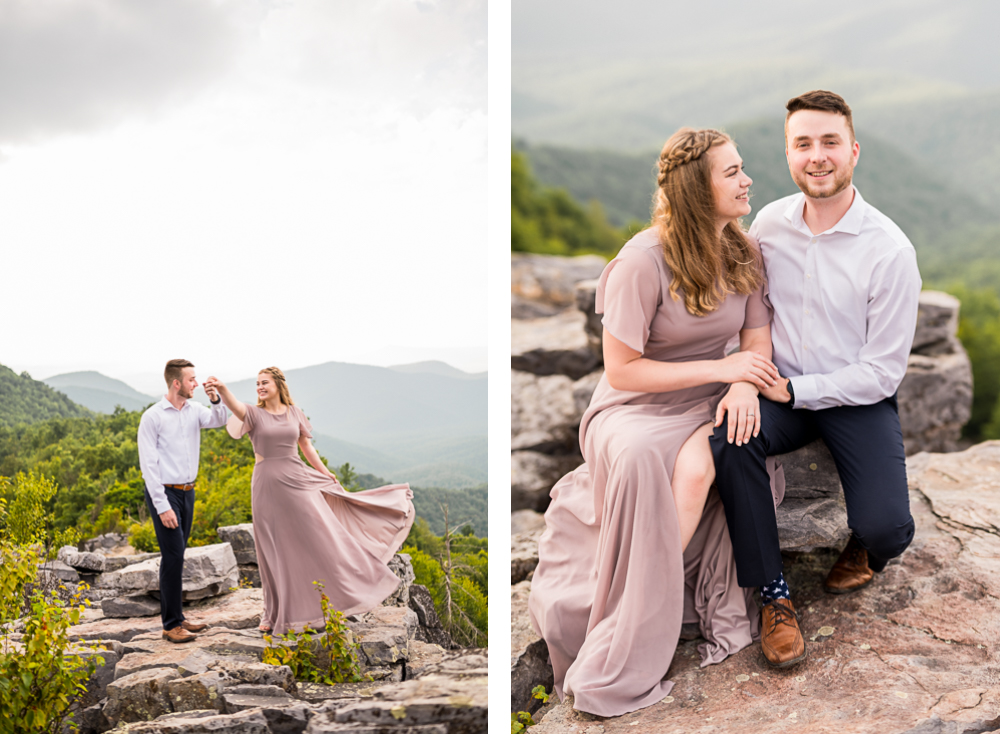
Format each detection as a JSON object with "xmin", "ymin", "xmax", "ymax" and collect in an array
[{"xmin": 163, "ymin": 483, "xmax": 195, "ymax": 491}]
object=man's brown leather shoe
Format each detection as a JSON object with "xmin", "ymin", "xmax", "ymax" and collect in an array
[
  {"xmin": 181, "ymin": 620, "xmax": 208, "ymax": 633},
  {"xmin": 824, "ymin": 535, "xmax": 875, "ymax": 594},
  {"xmin": 162, "ymin": 626, "xmax": 197, "ymax": 643},
  {"xmin": 760, "ymin": 598, "xmax": 807, "ymax": 668}
]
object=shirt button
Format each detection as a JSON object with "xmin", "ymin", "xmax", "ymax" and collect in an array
[
  {"xmin": 806, "ymin": 274, "xmax": 812, "ymax": 278},
  {"xmin": 805, "ymin": 309, "xmax": 810, "ymax": 314},
  {"xmin": 810, "ymin": 238, "xmax": 817, "ymax": 244}
]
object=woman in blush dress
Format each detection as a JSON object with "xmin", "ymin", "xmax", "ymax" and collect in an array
[
  {"xmin": 528, "ymin": 128, "xmax": 781, "ymax": 717},
  {"xmin": 204, "ymin": 367, "xmax": 414, "ymax": 634}
]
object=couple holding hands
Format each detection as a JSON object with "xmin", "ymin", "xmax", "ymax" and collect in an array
[
  {"xmin": 529, "ymin": 90, "xmax": 922, "ymax": 716},
  {"xmin": 136, "ymin": 360, "xmax": 414, "ymax": 643}
]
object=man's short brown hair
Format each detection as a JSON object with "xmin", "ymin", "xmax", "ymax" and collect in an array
[
  {"xmin": 164, "ymin": 359, "xmax": 194, "ymax": 388},
  {"xmin": 785, "ymin": 90, "xmax": 855, "ymax": 143}
]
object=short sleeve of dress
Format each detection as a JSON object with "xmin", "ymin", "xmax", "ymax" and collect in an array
[
  {"xmin": 596, "ymin": 243, "xmax": 662, "ymax": 354},
  {"xmin": 239, "ymin": 404, "xmax": 257, "ymax": 437},
  {"xmin": 742, "ymin": 238, "xmax": 773, "ymax": 330},
  {"xmin": 295, "ymin": 406, "xmax": 313, "ymax": 439}
]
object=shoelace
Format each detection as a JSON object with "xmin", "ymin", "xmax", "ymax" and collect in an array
[{"xmin": 764, "ymin": 600, "xmax": 798, "ymax": 634}]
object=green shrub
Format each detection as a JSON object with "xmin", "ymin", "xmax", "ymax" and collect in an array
[
  {"xmin": 261, "ymin": 581, "xmax": 366, "ymax": 685},
  {"xmin": 0, "ymin": 499, "xmax": 101, "ymax": 733},
  {"xmin": 0, "ymin": 473, "xmax": 58, "ymax": 547},
  {"xmin": 128, "ymin": 520, "xmax": 158, "ymax": 553}
]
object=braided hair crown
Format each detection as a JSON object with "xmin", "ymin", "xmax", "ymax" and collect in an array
[{"xmin": 657, "ymin": 128, "xmax": 725, "ymax": 185}]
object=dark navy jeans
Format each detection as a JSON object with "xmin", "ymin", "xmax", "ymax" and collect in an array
[
  {"xmin": 710, "ymin": 395, "xmax": 914, "ymax": 588},
  {"xmin": 145, "ymin": 486, "xmax": 196, "ymax": 630}
]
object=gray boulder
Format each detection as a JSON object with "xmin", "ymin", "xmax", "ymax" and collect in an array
[
  {"xmin": 511, "ymin": 580, "xmax": 552, "ymax": 716},
  {"xmin": 912, "ymin": 290, "xmax": 961, "ymax": 356},
  {"xmin": 98, "ymin": 543, "xmax": 239, "ymax": 601},
  {"xmin": 383, "ymin": 553, "xmax": 415, "ymax": 607},
  {"xmin": 512, "ymin": 371, "xmax": 579, "ymax": 452},
  {"xmin": 899, "ymin": 351, "xmax": 973, "ymax": 455},
  {"xmin": 165, "ymin": 670, "xmax": 228, "ymax": 713},
  {"xmin": 37, "ymin": 559, "xmax": 80, "ymax": 584},
  {"xmin": 104, "ymin": 666, "xmax": 179, "ymax": 726},
  {"xmin": 774, "ymin": 440, "xmax": 850, "ymax": 552},
  {"xmin": 102, "ymin": 593, "xmax": 162, "ymax": 618},
  {"xmin": 511, "ymin": 451, "xmax": 581, "ymax": 513},
  {"xmin": 512, "ymin": 309, "xmax": 601, "ymax": 380},
  {"xmin": 511, "ymin": 511, "xmax": 546, "ymax": 585},
  {"xmin": 408, "ymin": 584, "xmax": 454, "ymax": 649},
  {"xmin": 216, "ymin": 524, "xmax": 256, "ymax": 565},
  {"xmin": 511, "ymin": 252, "xmax": 606, "ymax": 308}
]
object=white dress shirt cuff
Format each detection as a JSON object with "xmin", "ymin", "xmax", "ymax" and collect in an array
[
  {"xmin": 147, "ymin": 484, "xmax": 171, "ymax": 515},
  {"xmin": 788, "ymin": 374, "xmax": 819, "ymax": 410}
]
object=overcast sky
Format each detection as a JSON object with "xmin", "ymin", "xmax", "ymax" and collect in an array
[{"xmin": 0, "ymin": 0, "xmax": 487, "ymax": 393}]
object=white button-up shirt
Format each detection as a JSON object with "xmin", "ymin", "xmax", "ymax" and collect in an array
[
  {"xmin": 137, "ymin": 397, "xmax": 229, "ymax": 514},
  {"xmin": 749, "ymin": 186, "xmax": 922, "ymax": 410}
]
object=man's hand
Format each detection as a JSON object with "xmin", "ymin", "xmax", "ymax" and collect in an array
[
  {"xmin": 203, "ymin": 377, "xmax": 222, "ymax": 404},
  {"xmin": 160, "ymin": 509, "xmax": 179, "ymax": 529},
  {"xmin": 760, "ymin": 377, "xmax": 792, "ymax": 404}
]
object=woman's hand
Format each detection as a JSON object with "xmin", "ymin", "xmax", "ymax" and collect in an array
[
  {"xmin": 714, "ymin": 382, "xmax": 761, "ymax": 446},
  {"xmin": 714, "ymin": 351, "xmax": 779, "ymax": 390}
]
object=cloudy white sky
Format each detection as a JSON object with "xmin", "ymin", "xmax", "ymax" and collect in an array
[{"xmin": 0, "ymin": 0, "xmax": 487, "ymax": 393}]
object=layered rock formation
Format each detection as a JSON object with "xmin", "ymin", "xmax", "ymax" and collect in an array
[
  {"xmin": 514, "ymin": 442, "xmax": 1000, "ymax": 733},
  {"xmin": 26, "ymin": 525, "xmax": 476, "ymax": 732},
  {"xmin": 511, "ymin": 253, "xmax": 974, "ymax": 551}
]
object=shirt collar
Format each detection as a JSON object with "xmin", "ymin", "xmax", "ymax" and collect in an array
[
  {"xmin": 783, "ymin": 185, "xmax": 866, "ymax": 237},
  {"xmin": 158, "ymin": 396, "xmax": 189, "ymax": 412}
]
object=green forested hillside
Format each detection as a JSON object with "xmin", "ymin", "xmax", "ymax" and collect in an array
[
  {"xmin": 42, "ymin": 371, "xmax": 154, "ymax": 414},
  {"xmin": 515, "ymin": 121, "xmax": 993, "ymax": 248},
  {"xmin": 512, "ymin": 145, "xmax": 1000, "ymax": 441},
  {"xmin": 0, "ymin": 366, "xmax": 91, "ymax": 427}
]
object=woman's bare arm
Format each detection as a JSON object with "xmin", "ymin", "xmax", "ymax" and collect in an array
[
  {"xmin": 298, "ymin": 435, "xmax": 336, "ymax": 478},
  {"xmin": 603, "ymin": 328, "xmax": 778, "ymax": 393},
  {"xmin": 202, "ymin": 377, "xmax": 247, "ymax": 421}
]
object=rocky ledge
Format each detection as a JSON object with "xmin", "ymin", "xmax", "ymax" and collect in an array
[
  {"xmin": 30, "ymin": 524, "xmax": 483, "ymax": 733},
  {"xmin": 513, "ymin": 442, "xmax": 1000, "ymax": 734}
]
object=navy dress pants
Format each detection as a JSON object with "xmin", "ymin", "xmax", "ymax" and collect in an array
[
  {"xmin": 145, "ymin": 486, "xmax": 196, "ymax": 630},
  {"xmin": 710, "ymin": 395, "xmax": 915, "ymax": 589}
]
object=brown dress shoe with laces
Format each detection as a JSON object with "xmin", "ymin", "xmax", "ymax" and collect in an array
[
  {"xmin": 162, "ymin": 626, "xmax": 197, "ymax": 643},
  {"xmin": 760, "ymin": 598, "xmax": 807, "ymax": 668},
  {"xmin": 824, "ymin": 535, "xmax": 875, "ymax": 594},
  {"xmin": 181, "ymin": 620, "xmax": 208, "ymax": 633}
]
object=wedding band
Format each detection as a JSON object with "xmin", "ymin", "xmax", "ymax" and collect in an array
[{"xmin": 748, "ymin": 412, "xmax": 755, "ymax": 418}]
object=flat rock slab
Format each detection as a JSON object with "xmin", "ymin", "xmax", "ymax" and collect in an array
[
  {"xmin": 512, "ymin": 310, "xmax": 601, "ymax": 380},
  {"xmin": 330, "ymin": 673, "xmax": 487, "ymax": 733},
  {"xmin": 527, "ymin": 446, "xmax": 1000, "ymax": 734},
  {"xmin": 68, "ymin": 615, "xmax": 163, "ymax": 643},
  {"xmin": 103, "ymin": 593, "xmax": 162, "ymax": 618},
  {"xmin": 98, "ymin": 543, "xmax": 239, "ymax": 601},
  {"xmin": 121, "ymin": 708, "xmax": 272, "ymax": 733}
]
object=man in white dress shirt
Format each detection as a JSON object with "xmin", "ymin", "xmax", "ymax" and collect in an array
[
  {"xmin": 711, "ymin": 90, "xmax": 922, "ymax": 668},
  {"xmin": 137, "ymin": 359, "xmax": 228, "ymax": 643}
]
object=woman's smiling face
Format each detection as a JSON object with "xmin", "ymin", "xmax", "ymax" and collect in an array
[{"xmin": 709, "ymin": 141, "xmax": 752, "ymax": 227}]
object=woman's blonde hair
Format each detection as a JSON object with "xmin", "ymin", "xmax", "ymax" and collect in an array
[
  {"xmin": 651, "ymin": 127, "xmax": 763, "ymax": 316},
  {"xmin": 257, "ymin": 366, "xmax": 294, "ymax": 407}
]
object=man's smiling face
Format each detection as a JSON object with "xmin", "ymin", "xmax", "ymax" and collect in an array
[{"xmin": 785, "ymin": 109, "xmax": 860, "ymax": 200}]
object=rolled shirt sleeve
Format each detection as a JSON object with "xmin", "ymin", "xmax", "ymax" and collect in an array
[
  {"xmin": 790, "ymin": 246, "xmax": 921, "ymax": 410},
  {"xmin": 137, "ymin": 410, "xmax": 170, "ymax": 515}
]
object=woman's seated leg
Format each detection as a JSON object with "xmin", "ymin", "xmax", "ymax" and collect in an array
[{"xmin": 672, "ymin": 423, "xmax": 715, "ymax": 552}]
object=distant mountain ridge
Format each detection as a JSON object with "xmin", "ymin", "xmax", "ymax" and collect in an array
[
  {"xmin": 42, "ymin": 371, "xmax": 155, "ymax": 414},
  {"xmin": 0, "ymin": 365, "xmax": 90, "ymax": 427},
  {"xmin": 39, "ymin": 360, "xmax": 487, "ymax": 489}
]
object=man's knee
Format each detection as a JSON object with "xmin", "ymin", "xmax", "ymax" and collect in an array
[{"xmin": 854, "ymin": 514, "xmax": 914, "ymax": 563}]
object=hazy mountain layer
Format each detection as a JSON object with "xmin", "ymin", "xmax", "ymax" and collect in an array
[{"xmin": 516, "ymin": 119, "xmax": 993, "ymax": 247}]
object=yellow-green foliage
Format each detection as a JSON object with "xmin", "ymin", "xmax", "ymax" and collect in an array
[
  {"xmin": 128, "ymin": 520, "xmax": 157, "ymax": 554},
  {"xmin": 261, "ymin": 581, "xmax": 366, "ymax": 685},
  {"xmin": 0, "ymin": 498, "xmax": 101, "ymax": 734},
  {"xmin": 511, "ymin": 686, "xmax": 553, "ymax": 733},
  {"xmin": 0, "ymin": 473, "xmax": 58, "ymax": 547}
]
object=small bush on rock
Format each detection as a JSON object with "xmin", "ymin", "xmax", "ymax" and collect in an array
[
  {"xmin": 128, "ymin": 519, "xmax": 158, "ymax": 553},
  {"xmin": 262, "ymin": 581, "xmax": 367, "ymax": 685}
]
